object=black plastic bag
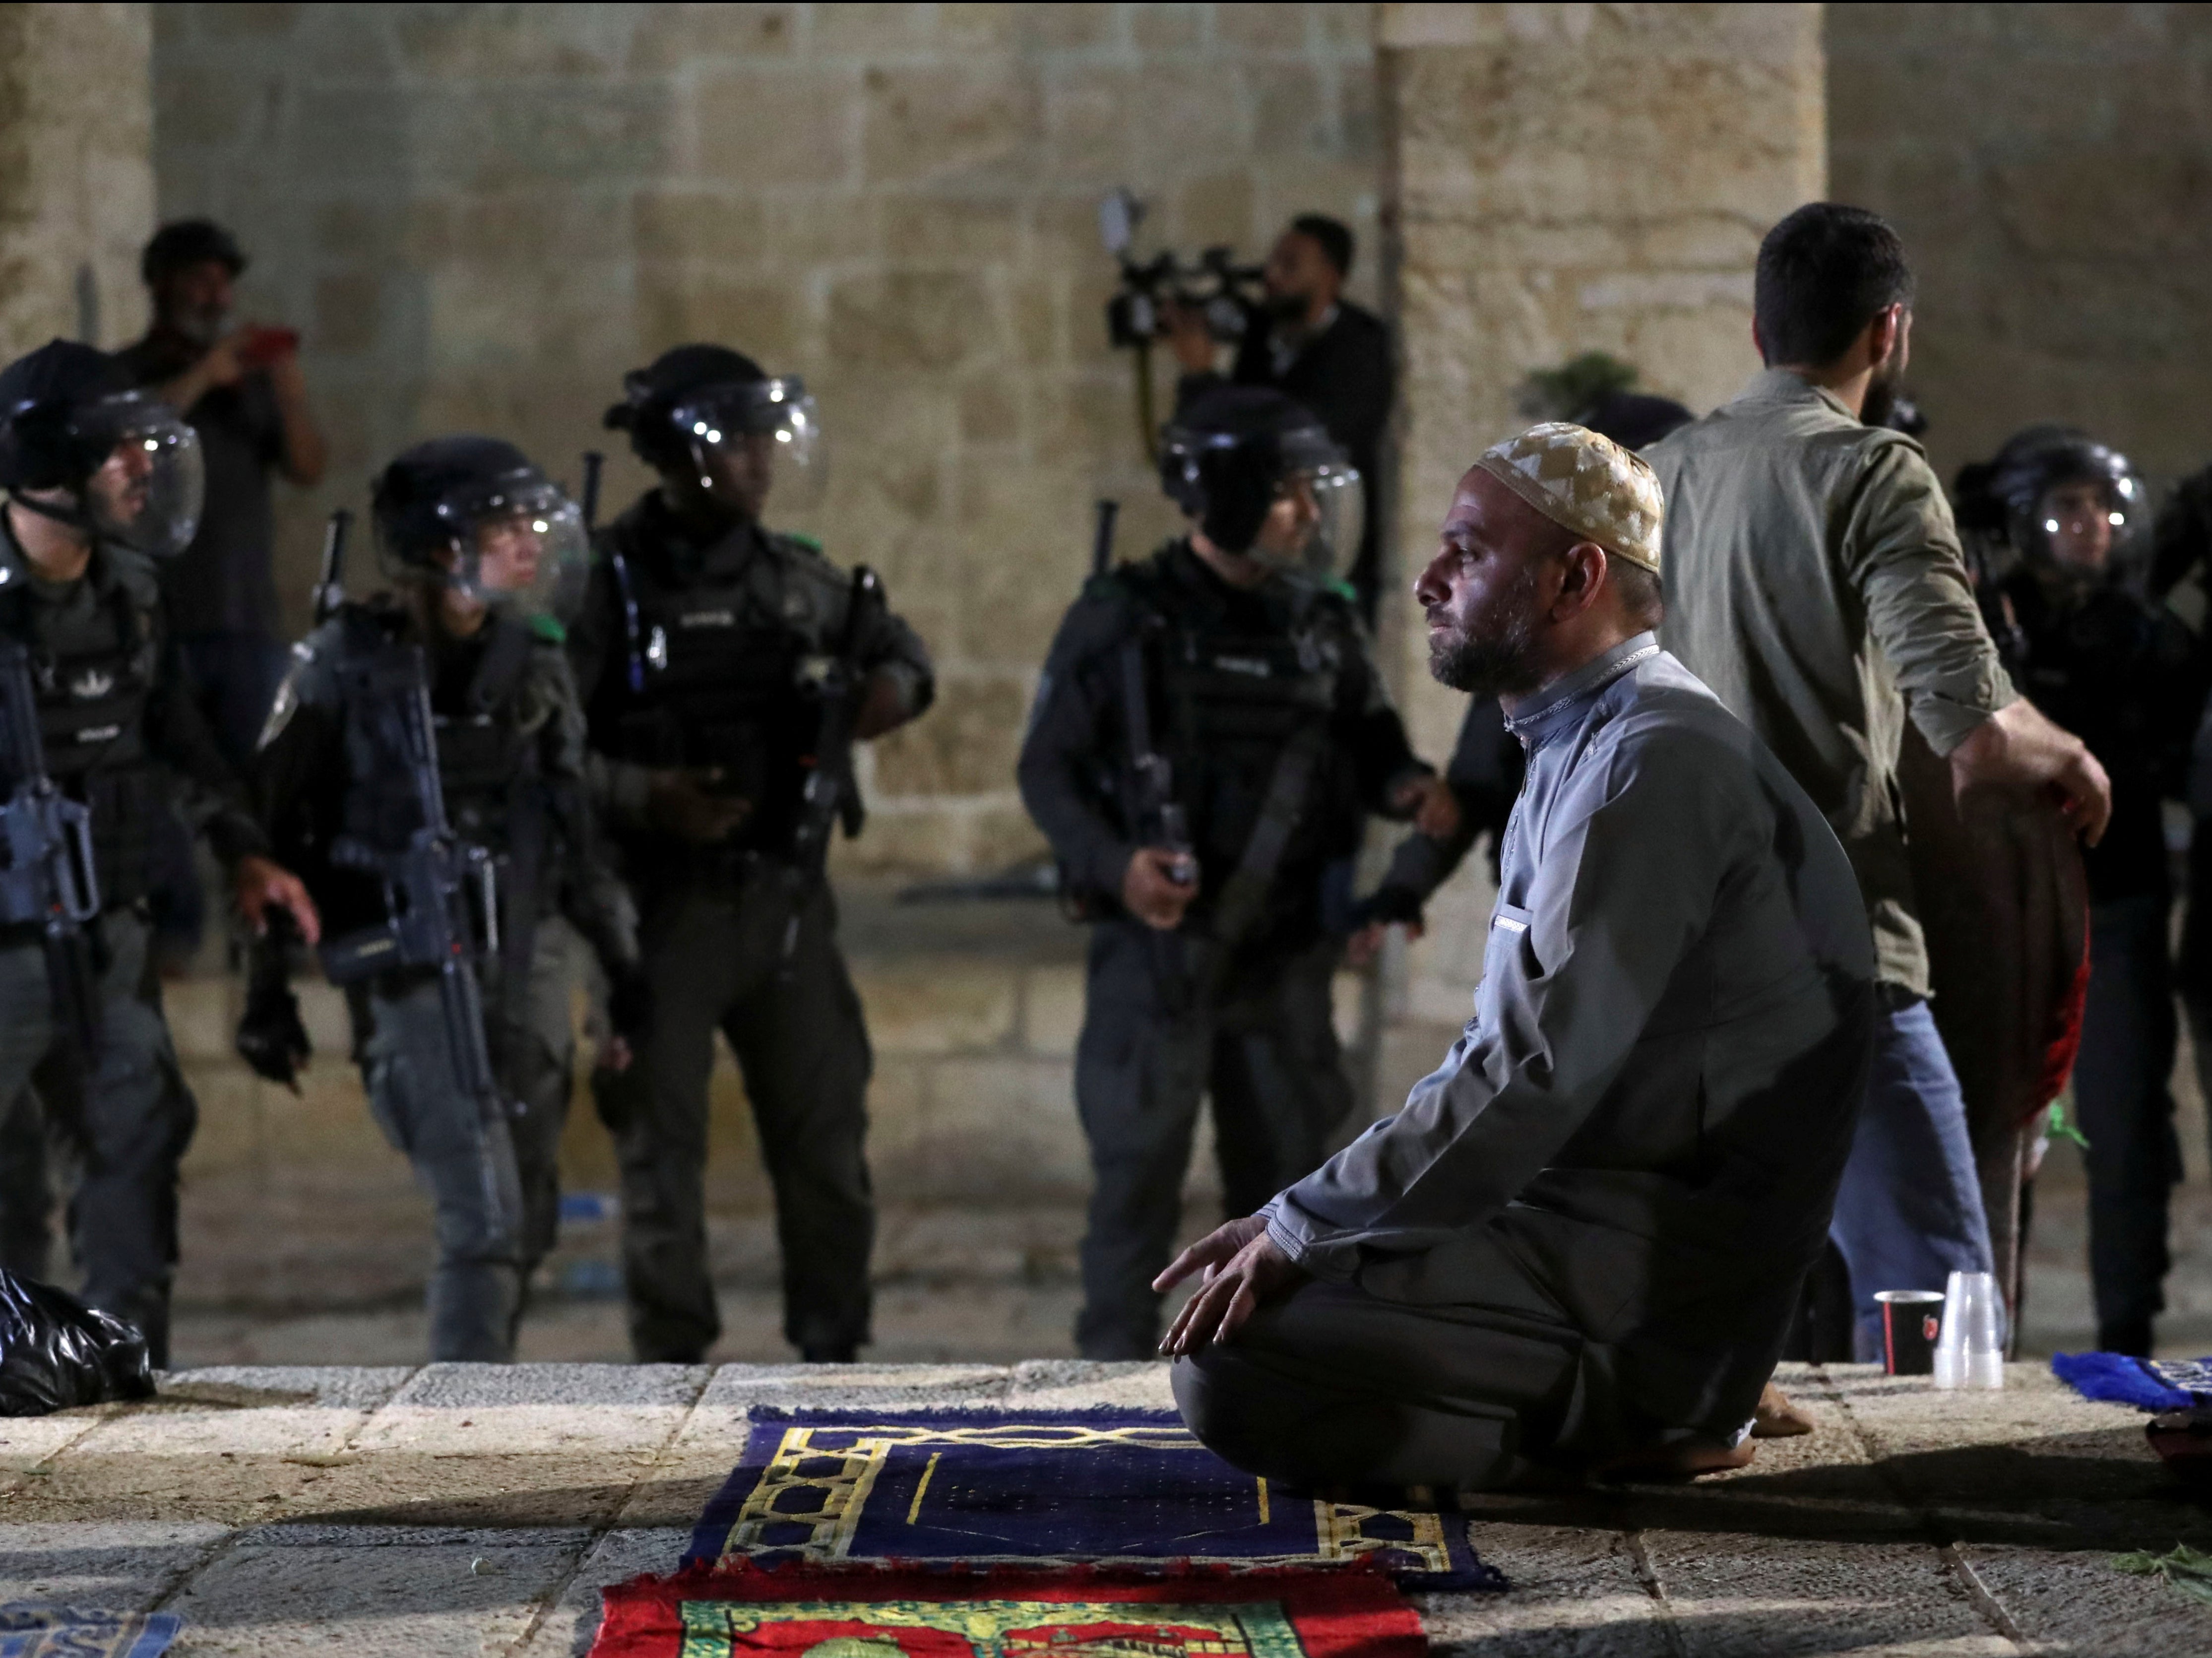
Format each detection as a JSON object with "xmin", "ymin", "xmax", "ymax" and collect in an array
[{"xmin": 0, "ymin": 1270, "xmax": 154, "ymax": 1416}]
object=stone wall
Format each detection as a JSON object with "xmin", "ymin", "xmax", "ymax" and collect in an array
[
  {"xmin": 0, "ymin": 3, "xmax": 153, "ymax": 361},
  {"xmin": 1829, "ymin": 2, "xmax": 2212, "ymax": 492},
  {"xmin": 150, "ymin": 1, "xmax": 1381, "ymax": 875},
  {"xmin": 1369, "ymin": 2, "xmax": 1826, "ymax": 1103}
]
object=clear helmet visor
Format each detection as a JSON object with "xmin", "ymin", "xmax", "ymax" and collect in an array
[
  {"xmin": 667, "ymin": 376, "xmax": 823, "ymax": 517},
  {"xmin": 386, "ymin": 470, "xmax": 591, "ymax": 623},
  {"xmin": 79, "ymin": 392, "xmax": 203, "ymax": 559},
  {"xmin": 1252, "ymin": 428, "xmax": 1364, "ymax": 580},
  {"xmin": 2026, "ymin": 472, "xmax": 2148, "ymax": 582}
]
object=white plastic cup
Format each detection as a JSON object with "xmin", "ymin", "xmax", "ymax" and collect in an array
[{"xmin": 1932, "ymin": 1270, "xmax": 2006, "ymax": 1390}]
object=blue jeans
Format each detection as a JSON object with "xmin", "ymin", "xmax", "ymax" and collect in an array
[
  {"xmin": 2073, "ymin": 894, "xmax": 2182, "ymax": 1352},
  {"xmin": 1830, "ymin": 993, "xmax": 1995, "ymax": 1361}
]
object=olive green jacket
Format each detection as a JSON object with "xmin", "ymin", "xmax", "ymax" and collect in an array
[{"xmin": 1645, "ymin": 368, "xmax": 2018, "ymax": 994}]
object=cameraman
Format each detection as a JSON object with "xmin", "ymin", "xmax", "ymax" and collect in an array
[{"xmin": 1167, "ymin": 215, "xmax": 1392, "ymax": 621}]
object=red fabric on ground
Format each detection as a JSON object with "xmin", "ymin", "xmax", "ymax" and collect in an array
[{"xmin": 590, "ymin": 1559, "xmax": 1426, "ymax": 1658}]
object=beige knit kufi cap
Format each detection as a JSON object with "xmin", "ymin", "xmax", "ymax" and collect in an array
[{"xmin": 1474, "ymin": 421, "xmax": 1665, "ymax": 574}]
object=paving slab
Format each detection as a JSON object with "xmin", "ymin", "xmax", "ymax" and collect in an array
[
  {"xmin": 1417, "ymin": 1524, "xmax": 1673, "ymax": 1657},
  {"xmin": 0, "ymin": 1360, "xmax": 2202, "ymax": 1656},
  {"xmin": 0, "ymin": 1519, "xmax": 228, "ymax": 1609},
  {"xmin": 162, "ymin": 1536, "xmax": 583, "ymax": 1655}
]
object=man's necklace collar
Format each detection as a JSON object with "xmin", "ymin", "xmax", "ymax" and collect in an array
[{"xmin": 1503, "ymin": 632, "xmax": 1659, "ymax": 747}]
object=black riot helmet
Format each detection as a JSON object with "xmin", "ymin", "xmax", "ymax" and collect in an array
[
  {"xmin": 1956, "ymin": 425, "xmax": 2148, "ymax": 589},
  {"xmin": 605, "ymin": 343, "xmax": 823, "ymax": 517},
  {"xmin": 1159, "ymin": 385, "xmax": 1362, "ymax": 575},
  {"xmin": 371, "ymin": 435, "xmax": 590, "ymax": 621},
  {"xmin": 0, "ymin": 339, "xmax": 203, "ymax": 558}
]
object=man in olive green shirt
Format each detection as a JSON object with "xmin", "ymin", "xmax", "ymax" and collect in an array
[{"xmin": 1648, "ymin": 203, "xmax": 2109, "ymax": 1360}]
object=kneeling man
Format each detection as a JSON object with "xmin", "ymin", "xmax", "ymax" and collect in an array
[{"xmin": 1162, "ymin": 424, "xmax": 1875, "ymax": 1487}]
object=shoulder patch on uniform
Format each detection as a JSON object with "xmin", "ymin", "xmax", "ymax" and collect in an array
[
  {"xmin": 530, "ymin": 614, "xmax": 568, "ymax": 645},
  {"xmin": 778, "ymin": 530, "xmax": 825, "ymax": 557},
  {"xmin": 1327, "ymin": 578, "xmax": 1360, "ymax": 604}
]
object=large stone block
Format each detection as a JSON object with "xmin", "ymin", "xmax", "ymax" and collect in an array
[
  {"xmin": 919, "ymin": 1056, "xmax": 1088, "ymax": 1196},
  {"xmin": 694, "ymin": 64, "xmax": 859, "ymax": 187},
  {"xmin": 635, "ymin": 270, "xmax": 804, "ymax": 364},
  {"xmin": 392, "ymin": 5, "xmax": 626, "ymax": 79},
  {"xmin": 854, "ymin": 956, "xmax": 1020, "ymax": 1056},
  {"xmin": 626, "ymin": 4, "xmax": 796, "ymax": 73},
  {"xmin": 827, "ymin": 269, "xmax": 995, "ymax": 371},
  {"xmin": 861, "ymin": 62, "xmax": 1043, "ymax": 187},
  {"xmin": 870, "ymin": 673, "xmax": 1032, "ymax": 801}
]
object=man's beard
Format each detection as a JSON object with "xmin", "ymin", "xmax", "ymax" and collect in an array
[
  {"xmin": 1264, "ymin": 287, "xmax": 1311, "ymax": 324},
  {"xmin": 1860, "ymin": 356, "xmax": 1904, "ymax": 429},
  {"xmin": 1427, "ymin": 570, "xmax": 1547, "ymax": 697},
  {"xmin": 172, "ymin": 304, "xmax": 228, "ymax": 349}
]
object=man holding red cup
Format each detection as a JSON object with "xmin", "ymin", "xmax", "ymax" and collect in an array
[{"xmin": 114, "ymin": 219, "xmax": 326, "ymax": 969}]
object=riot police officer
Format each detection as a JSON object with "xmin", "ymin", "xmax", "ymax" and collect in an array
[
  {"xmin": 1018, "ymin": 384, "xmax": 1453, "ymax": 1360},
  {"xmin": 1959, "ymin": 426, "xmax": 2204, "ymax": 1357},
  {"xmin": 571, "ymin": 344, "xmax": 934, "ymax": 1365},
  {"xmin": 0, "ymin": 339, "xmax": 317, "ymax": 1364},
  {"xmin": 252, "ymin": 436, "xmax": 646, "ymax": 1362}
]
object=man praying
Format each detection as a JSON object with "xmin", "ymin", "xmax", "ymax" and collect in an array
[{"xmin": 1160, "ymin": 424, "xmax": 1876, "ymax": 1488}]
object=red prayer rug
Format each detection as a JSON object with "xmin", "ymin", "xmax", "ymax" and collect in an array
[{"xmin": 590, "ymin": 1562, "xmax": 1427, "ymax": 1658}]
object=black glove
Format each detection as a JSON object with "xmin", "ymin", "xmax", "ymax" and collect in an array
[
  {"xmin": 235, "ymin": 958, "xmax": 311, "ymax": 1092},
  {"xmin": 1348, "ymin": 883, "xmax": 1426, "ymax": 932},
  {"xmin": 606, "ymin": 965, "xmax": 654, "ymax": 1049}
]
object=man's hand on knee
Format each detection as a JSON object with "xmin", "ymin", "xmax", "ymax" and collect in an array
[{"xmin": 1153, "ymin": 1215, "xmax": 1308, "ymax": 1356}]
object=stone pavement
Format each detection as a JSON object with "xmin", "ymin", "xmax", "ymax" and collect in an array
[{"xmin": 0, "ymin": 1359, "xmax": 2207, "ymax": 1656}]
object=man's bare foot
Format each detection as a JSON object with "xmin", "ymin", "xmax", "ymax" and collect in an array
[
  {"xmin": 1751, "ymin": 1381, "xmax": 1816, "ymax": 1439},
  {"xmin": 1591, "ymin": 1437, "xmax": 1758, "ymax": 1483}
]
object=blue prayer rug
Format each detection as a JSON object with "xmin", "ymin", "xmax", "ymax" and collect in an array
[
  {"xmin": 2052, "ymin": 1352, "xmax": 2212, "ymax": 1411},
  {"xmin": 0, "ymin": 1603, "xmax": 180, "ymax": 1658},
  {"xmin": 685, "ymin": 1408, "xmax": 1503, "ymax": 1591}
]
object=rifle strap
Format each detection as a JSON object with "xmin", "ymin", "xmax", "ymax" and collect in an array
[
  {"xmin": 1118, "ymin": 633, "xmax": 1160, "ymax": 778},
  {"xmin": 1203, "ymin": 721, "xmax": 1329, "ymax": 967}
]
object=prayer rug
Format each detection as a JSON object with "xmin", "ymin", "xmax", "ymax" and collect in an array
[
  {"xmin": 2051, "ymin": 1352, "xmax": 2212, "ymax": 1411},
  {"xmin": 591, "ymin": 1560, "xmax": 1426, "ymax": 1658},
  {"xmin": 0, "ymin": 1603, "xmax": 180, "ymax": 1658},
  {"xmin": 686, "ymin": 1409, "xmax": 1501, "ymax": 1591}
]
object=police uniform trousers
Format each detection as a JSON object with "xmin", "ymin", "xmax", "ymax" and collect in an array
[
  {"xmin": 2073, "ymin": 893, "xmax": 2183, "ymax": 1355},
  {"xmin": 349, "ymin": 932, "xmax": 573, "ymax": 1363},
  {"xmin": 1074, "ymin": 920, "xmax": 1355, "ymax": 1360},
  {"xmin": 593, "ymin": 866, "xmax": 873, "ymax": 1363},
  {"xmin": 0, "ymin": 908, "xmax": 197, "ymax": 1367},
  {"xmin": 500, "ymin": 916, "xmax": 586, "ymax": 1317}
]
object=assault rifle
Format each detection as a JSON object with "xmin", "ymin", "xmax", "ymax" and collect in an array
[
  {"xmin": 780, "ymin": 565, "xmax": 881, "ymax": 966},
  {"xmin": 0, "ymin": 641, "xmax": 101, "ymax": 1061},
  {"xmin": 316, "ymin": 647, "xmax": 507, "ymax": 1219}
]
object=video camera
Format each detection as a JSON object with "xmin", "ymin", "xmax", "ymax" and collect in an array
[
  {"xmin": 1097, "ymin": 190, "xmax": 1264, "ymax": 459},
  {"xmin": 1098, "ymin": 190, "xmax": 1263, "ymax": 349}
]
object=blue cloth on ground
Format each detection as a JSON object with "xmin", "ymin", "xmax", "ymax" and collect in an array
[
  {"xmin": 2050, "ymin": 1351, "xmax": 2212, "ymax": 1410},
  {"xmin": 687, "ymin": 1407, "xmax": 1504, "ymax": 1591},
  {"xmin": 0, "ymin": 1602, "xmax": 180, "ymax": 1657}
]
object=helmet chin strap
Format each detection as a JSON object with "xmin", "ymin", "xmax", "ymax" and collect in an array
[{"xmin": 7, "ymin": 487, "xmax": 91, "ymax": 535}]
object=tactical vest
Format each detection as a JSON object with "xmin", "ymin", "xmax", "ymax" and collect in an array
[
  {"xmin": 0, "ymin": 575, "xmax": 164, "ymax": 908},
  {"xmin": 1120, "ymin": 556, "xmax": 1350, "ymax": 905},
  {"xmin": 593, "ymin": 527, "xmax": 822, "ymax": 856},
  {"xmin": 329, "ymin": 604, "xmax": 549, "ymax": 931}
]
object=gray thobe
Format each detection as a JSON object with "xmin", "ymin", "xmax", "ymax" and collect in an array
[{"xmin": 1172, "ymin": 636, "xmax": 1876, "ymax": 1488}]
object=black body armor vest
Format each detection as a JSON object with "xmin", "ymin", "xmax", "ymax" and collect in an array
[
  {"xmin": 1120, "ymin": 557, "xmax": 1352, "ymax": 905},
  {"xmin": 592, "ymin": 532, "xmax": 824, "ymax": 856},
  {"xmin": 325, "ymin": 604, "xmax": 548, "ymax": 942},
  {"xmin": 1, "ymin": 580, "xmax": 164, "ymax": 907}
]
